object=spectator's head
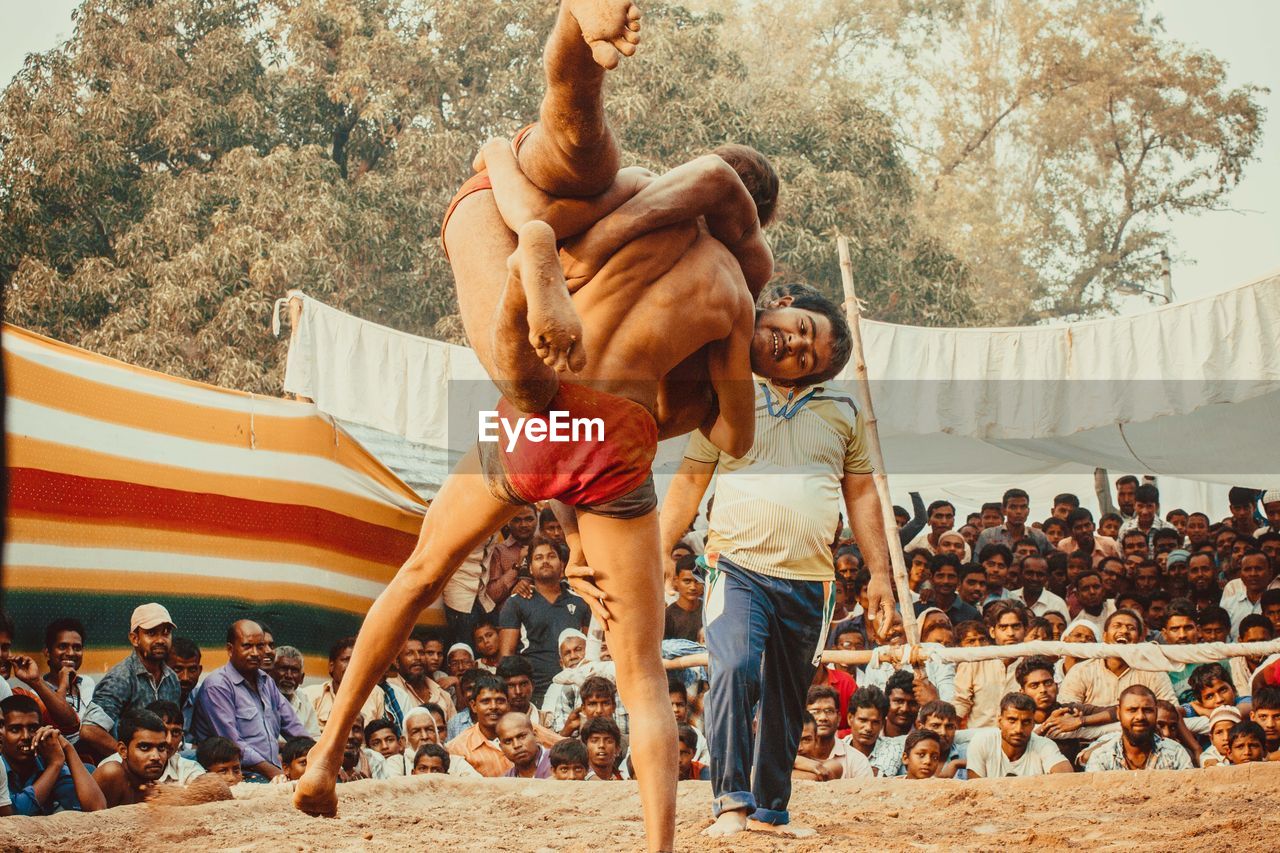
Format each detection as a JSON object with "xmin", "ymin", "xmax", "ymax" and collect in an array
[
  {"xmin": 365, "ymin": 718, "xmax": 403, "ymax": 759},
  {"xmin": 116, "ymin": 710, "xmax": 170, "ymax": 783},
  {"xmin": 549, "ymin": 736, "xmax": 589, "ymax": 780},
  {"xmin": 281, "ymin": 736, "xmax": 315, "ymax": 781},
  {"xmin": 1241, "ymin": 551, "xmax": 1275, "ymax": 597},
  {"xmin": 469, "ymin": 673, "xmax": 510, "ymax": 737},
  {"xmin": 805, "ymin": 685, "xmax": 841, "ymax": 741},
  {"xmin": 957, "ymin": 563, "xmax": 988, "ymax": 606},
  {"xmin": 833, "ymin": 622, "xmax": 866, "ymax": 655},
  {"xmin": 328, "ymin": 636, "xmax": 358, "ymax": 687},
  {"xmin": 677, "ymin": 724, "xmax": 701, "ymax": 778},
  {"xmin": 927, "ymin": 500, "xmax": 956, "ymax": 535},
  {"xmin": 927, "ymin": 553, "xmax": 961, "ymax": 599},
  {"xmin": 1185, "ymin": 512, "xmax": 1211, "ymax": 545},
  {"xmin": 1024, "ymin": 616, "xmax": 1051, "ymax": 642},
  {"xmin": 984, "ymin": 600, "xmax": 1028, "ymax": 646},
  {"xmin": 580, "ymin": 676, "xmax": 618, "ymax": 721},
  {"xmin": 1075, "ymin": 570, "xmax": 1106, "ymax": 610},
  {"xmin": 1229, "ymin": 486, "xmax": 1259, "ymax": 520},
  {"xmin": 954, "ymin": 619, "xmax": 988, "ymax": 648},
  {"xmin": 1261, "ymin": 589, "xmax": 1280, "ymax": 634},
  {"xmin": 846, "ymin": 686, "xmax": 888, "ymax": 753},
  {"xmin": 1251, "ymin": 687, "xmax": 1280, "ymax": 751},
  {"xmin": 1228, "ymin": 721, "xmax": 1268, "ymax": 765},
  {"xmin": 559, "ymin": 629, "xmax": 587, "ymax": 669},
  {"xmin": 1116, "ymin": 475, "xmax": 1140, "ymax": 515},
  {"xmin": 456, "ymin": 668, "xmax": 486, "ymax": 711},
  {"xmin": 43, "ymin": 617, "xmax": 86, "ymax": 677},
  {"xmin": 996, "ymin": 692, "xmax": 1036, "ymax": 753},
  {"xmin": 580, "ymin": 715, "xmax": 622, "ymax": 778},
  {"xmin": 938, "ymin": 530, "xmax": 967, "ymax": 558},
  {"xmin": 671, "ymin": 541, "xmax": 695, "ymax": 563},
  {"xmin": 258, "ymin": 624, "xmax": 276, "ymax": 671},
  {"xmin": 1042, "ymin": 610, "xmax": 1067, "ymax": 640},
  {"xmin": 496, "ymin": 711, "xmax": 540, "ymax": 771},
  {"xmin": 1166, "ymin": 508, "xmax": 1189, "ymax": 537},
  {"xmin": 528, "ymin": 535, "xmax": 566, "ymax": 583},
  {"xmin": 129, "ymin": 602, "xmax": 175, "ymax": 664},
  {"xmin": 674, "ymin": 554, "xmax": 705, "ymax": 603},
  {"xmin": 0, "ymin": 694, "xmax": 42, "ymax": 765},
  {"xmin": 1015, "ymin": 656, "xmax": 1058, "ymax": 713},
  {"xmin": 1260, "ymin": 532, "xmax": 1280, "ymax": 567},
  {"xmin": 1262, "ymin": 488, "xmax": 1280, "ymax": 530},
  {"xmin": 1041, "ymin": 517, "xmax": 1067, "ymax": 544},
  {"xmin": 396, "ymin": 634, "xmax": 430, "ymax": 686},
  {"xmin": 497, "ymin": 655, "xmax": 536, "ymax": 714},
  {"xmin": 1188, "ymin": 663, "xmax": 1237, "ymax": 711},
  {"xmin": 508, "ymin": 504, "xmax": 538, "ymax": 545},
  {"xmin": 796, "ymin": 712, "xmax": 820, "ymax": 760},
  {"xmin": 1117, "ymin": 685, "xmax": 1158, "ymax": 747},
  {"xmin": 472, "ymin": 619, "xmax": 502, "ymax": 663},
  {"xmin": 1098, "ymin": 512, "xmax": 1122, "ymax": 539},
  {"xmin": 978, "ymin": 544, "xmax": 1013, "ymax": 590},
  {"xmin": 906, "ymin": 548, "xmax": 932, "ymax": 590},
  {"xmin": 411, "ymin": 743, "xmax": 450, "ymax": 775},
  {"xmin": 1012, "ymin": 537, "xmax": 1040, "ymax": 564},
  {"xmin": 404, "ymin": 705, "xmax": 447, "ymax": 750},
  {"xmin": 1121, "ymin": 529, "xmax": 1149, "ymax": 559},
  {"xmin": 1020, "ymin": 555, "xmax": 1049, "ymax": 599},
  {"xmin": 902, "ymin": 729, "xmax": 942, "ymax": 780},
  {"xmin": 959, "ymin": 525, "xmax": 980, "ymax": 550},
  {"xmin": 1240, "ymin": 613, "xmax": 1276, "ymax": 651},
  {"xmin": 0, "ymin": 612, "xmax": 13, "ymax": 677},
  {"xmin": 1114, "ymin": 590, "xmax": 1149, "ymax": 621},
  {"xmin": 538, "ymin": 507, "xmax": 565, "ymax": 545},
  {"xmin": 342, "ymin": 713, "xmax": 367, "ymax": 769},
  {"xmin": 1133, "ymin": 561, "xmax": 1161, "ymax": 595},
  {"xmin": 1206, "ymin": 705, "xmax": 1242, "ymax": 760},
  {"xmin": 919, "ymin": 609, "xmax": 955, "ymax": 646},
  {"xmin": 195, "ymin": 736, "xmax": 243, "ymax": 785},
  {"xmin": 421, "ymin": 630, "xmax": 447, "ymax": 674},
  {"xmin": 916, "ymin": 700, "xmax": 959, "ymax": 754},
  {"xmin": 885, "ymin": 669, "xmax": 919, "ymax": 735},
  {"xmin": 1103, "ymin": 609, "xmax": 1144, "ymax": 645},
  {"xmin": 447, "ymin": 643, "xmax": 477, "ymax": 677},
  {"xmin": 1002, "ymin": 489, "xmax": 1031, "ymax": 525},
  {"xmin": 145, "ymin": 699, "xmax": 184, "ymax": 759},
  {"xmin": 271, "ymin": 645, "xmax": 305, "ymax": 697},
  {"xmin": 225, "ymin": 619, "xmax": 266, "ymax": 677},
  {"xmin": 1186, "ymin": 552, "xmax": 1218, "ymax": 592},
  {"xmin": 1052, "ymin": 493, "xmax": 1080, "ymax": 520},
  {"xmin": 668, "ymin": 678, "xmax": 690, "ymax": 724},
  {"xmin": 1196, "ymin": 606, "xmax": 1231, "ymax": 644},
  {"xmin": 1151, "ymin": 528, "xmax": 1181, "ymax": 557}
]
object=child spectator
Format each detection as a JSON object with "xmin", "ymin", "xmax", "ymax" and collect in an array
[
  {"xmin": 280, "ymin": 736, "xmax": 315, "ymax": 781},
  {"xmin": 901, "ymin": 729, "xmax": 942, "ymax": 780},
  {"xmin": 581, "ymin": 716, "xmax": 624, "ymax": 781},
  {"xmin": 1200, "ymin": 706, "xmax": 1242, "ymax": 767},
  {"xmin": 195, "ymin": 736, "xmax": 243, "ymax": 787},
  {"xmin": 548, "ymin": 737, "xmax": 588, "ymax": 780},
  {"xmin": 1249, "ymin": 687, "xmax": 1280, "ymax": 759},
  {"xmin": 677, "ymin": 725, "xmax": 709, "ymax": 781},
  {"xmin": 411, "ymin": 743, "xmax": 450, "ymax": 775},
  {"xmin": 365, "ymin": 718, "xmax": 409, "ymax": 775},
  {"xmin": 954, "ymin": 620, "xmax": 988, "ymax": 648},
  {"xmin": 1226, "ymin": 721, "xmax": 1268, "ymax": 765}
]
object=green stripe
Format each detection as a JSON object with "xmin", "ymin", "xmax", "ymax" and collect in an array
[{"xmin": 2, "ymin": 590, "xmax": 390, "ymax": 659}]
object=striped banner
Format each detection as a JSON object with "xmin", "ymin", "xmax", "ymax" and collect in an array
[{"xmin": 2, "ymin": 324, "xmax": 437, "ymax": 678}]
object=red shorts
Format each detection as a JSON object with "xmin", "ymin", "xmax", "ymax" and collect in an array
[
  {"xmin": 440, "ymin": 124, "xmax": 539, "ymax": 260},
  {"xmin": 478, "ymin": 383, "xmax": 658, "ymax": 518}
]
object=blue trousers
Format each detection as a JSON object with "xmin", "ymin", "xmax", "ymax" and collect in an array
[{"xmin": 702, "ymin": 557, "xmax": 832, "ymax": 825}]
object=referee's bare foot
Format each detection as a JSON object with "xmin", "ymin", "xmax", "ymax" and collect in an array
[
  {"xmin": 747, "ymin": 819, "xmax": 817, "ymax": 838},
  {"xmin": 703, "ymin": 809, "xmax": 749, "ymax": 838}
]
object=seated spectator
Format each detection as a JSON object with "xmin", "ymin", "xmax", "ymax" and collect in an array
[
  {"xmin": 1186, "ymin": 662, "xmax": 1240, "ymax": 726},
  {"xmin": 1199, "ymin": 705, "xmax": 1242, "ymax": 767},
  {"xmin": 339, "ymin": 714, "xmax": 387, "ymax": 782},
  {"xmin": 811, "ymin": 657, "xmax": 859, "ymax": 737},
  {"xmin": 581, "ymin": 716, "xmax": 625, "ymax": 781},
  {"xmin": 473, "ymin": 620, "xmax": 503, "ymax": 673},
  {"xmin": 1024, "ymin": 617, "xmax": 1051, "ymax": 642},
  {"xmin": 883, "ymin": 670, "xmax": 921, "ymax": 738},
  {"xmin": 191, "ymin": 619, "xmax": 308, "ymax": 781},
  {"xmin": 1196, "ymin": 606, "xmax": 1232, "ymax": 644},
  {"xmin": 280, "ymin": 736, "xmax": 315, "ymax": 782},
  {"xmin": 1230, "ymin": 614, "xmax": 1274, "ymax": 698},
  {"xmin": 365, "ymin": 718, "xmax": 409, "ymax": 776},
  {"xmin": 914, "ymin": 554, "xmax": 980, "ymax": 627},
  {"xmin": 1084, "ymin": 685, "xmax": 1193, "ymax": 771},
  {"xmin": 302, "ymin": 636, "xmax": 385, "ymax": 734},
  {"xmin": 978, "ymin": 544, "xmax": 1014, "ymax": 603},
  {"xmin": 900, "ymin": 729, "xmax": 942, "ymax": 780},
  {"xmin": 1, "ymin": 694, "xmax": 104, "ymax": 814},
  {"xmin": 920, "ymin": 609, "xmax": 956, "ymax": 647},
  {"xmin": 498, "ymin": 712, "xmax": 552, "ymax": 779},
  {"xmin": 664, "ymin": 555, "xmax": 704, "ymax": 642},
  {"xmin": 1155, "ymin": 700, "xmax": 1202, "ymax": 765},
  {"xmin": 558, "ymin": 675, "xmax": 627, "ymax": 741},
  {"xmin": 549, "ymin": 737, "xmax": 589, "ymax": 781},
  {"xmin": 677, "ymin": 725, "xmax": 709, "ymax": 781},
  {"xmin": 405, "ymin": 705, "xmax": 448, "ymax": 750},
  {"xmin": 5, "ymin": 651, "xmax": 80, "ymax": 743},
  {"xmin": 167, "ymin": 636, "xmax": 203, "ymax": 734},
  {"xmin": 1250, "ymin": 687, "xmax": 1280, "ymax": 759},
  {"xmin": 195, "ymin": 736, "xmax": 244, "ymax": 787},
  {"xmin": 954, "ymin": 601, "xmax": 1027, "ymax": 727},
  {"xmin": 967, "ymin": 693, "xmax": 1071, "ymax": 778},
  {"xmin": 915, "ymin": 701, "xmax": 964, "ymax": 779},
  {"xmin": 541, "ymin": 629, "xmax": 589, "ymax": 722},
  {"xmin": 269, "ymin": 645, "xmax": 321, "ymax": 738},
  {"xmin": 1226, "ymin": 721, "xmax": 1268, "ymax": 765},
  {"xmin": 448, "ymin": 644, "xmax": 478, "ymax": 678},
  {"xmin": 796, "ymin": 686, "xmax": 872, "ymax": 781},
  {"xmin": 668, "ymin": 679, "xmax": 709, "ymax": 763},
  {"xmin": 445, "ymin": 673, "xmax": 514, "ymax": 777},
  {"xmin": 98, "ymin": 700, "xmax": 204, "ymax": 785},
  {"xmin": 79, "ymin": 604, "xmax": 180, "ymax": 761},
  {"xmin": 1224, "ymin": 552, "xmax": 1275, "ymax": 637},
  {"xmin": 41, "ymin": 618, "xmax": 95, "ymax": 719},
  {"xmin": 92, "ymin": 710, "xmax": 169, "ymax": 807},
  {"xmin": 1058, "ymin": 611, "xmax": 1176, "ymax": 726},
  {"xmin": 845, "ymin": 686, "xmax": 899, "ymax": 777},
  {"xmin": 497, "ymin": 655, "xmax": 545, "ymax": 731},
  {"xmin": 411, "ymin": 743, "xmax": 450, "ymax": 775},
  {"xmin": 1016, "ymin": 555, "xmax": 1069, "ymax": 619},
  {"xmin": 1071, "ymin": 570, "xmax": 1114, "ymax": 632},
  {"xmin": 446, "ymin": 669, "xmax": 488, "ymax": 740}
]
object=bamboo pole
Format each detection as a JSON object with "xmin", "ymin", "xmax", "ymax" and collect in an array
[{"xmin": 837, "ymin": 235, "xmax": 920, "ymax": 646}]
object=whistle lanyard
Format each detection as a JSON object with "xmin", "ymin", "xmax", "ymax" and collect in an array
[{"xmin": 761, "ymin": 383, "xmax": 817, "ymax": 420}]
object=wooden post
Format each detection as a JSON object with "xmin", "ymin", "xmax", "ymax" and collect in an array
[{"xmin": 837, "ymin": 236, "xmax": 920, "ymax": 645}]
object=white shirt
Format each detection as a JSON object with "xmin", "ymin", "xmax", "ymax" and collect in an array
[
  {"xmin": 826, "ymin": 736, "xmax": 874, "ymax": 780},
  {"xmin": 284, "ymin": 690, "xmax": 321, "ymax": 738},
  {"xmin": 966, "ymin": 728, "xmax": 1066, "ymax": 778},
  {"xmin": 1019, "ymin": 588, "xmax": 1069, "ymax": 620}
]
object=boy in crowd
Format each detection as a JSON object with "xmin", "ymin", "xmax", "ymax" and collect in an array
[
  {"xmin": 549, "ymin": 737, "xmax": 589, "ymax": 781},
  {"xmin": 195, "ymin": 736, "xmax": 244, "ymax": 787},
  {"xmin": 664, "ymin": 555, "xmax": 705, "ymax": 642},
  {"xmin": 582, "ymin": 716, "xmax": 625, "ymax": 781},
  {"xmin": 678, "ymin": 725, "xmax": 710, "ymax": 781},
  {"xmin": 412, "ymin": 744, "xmax": 451, "ymax": 775},
  {"xmin": 281, "ymin": 736, "xmax": 316, "ymax": 782},
  {"xmin": 914, "ymin": 702, "xmax": 965, "ymax": 779},
  {"xmin": 95, "ymin": 700, "xmax": 204, "ymax": 786},
  {"xmin": 1226, "ymin": 721, "xmax": 1268, "ymax": 766},
  {"xmin": 1249, "ymin": 687, "xmax": 1280, "ymax": 759},
  {"xmin": 901, "ymin": 730, "xmax": 943, "ymax": 780},
  {"xmin": 365, "ymin": 718, "xmax": 410, "ymax": 775},
  {"xmin": 93, "ymin": 710, "xmax": 170, "ymax": 807}
]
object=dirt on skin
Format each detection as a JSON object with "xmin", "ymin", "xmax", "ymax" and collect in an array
[{"xmin": 2, "ymin": 762, "xmax": 1277, "ymax": 852}]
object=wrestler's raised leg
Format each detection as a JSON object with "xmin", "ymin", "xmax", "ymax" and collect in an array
[
  {"xmin": 293, "ymin": 452, "xmax": 516, "ymax": 816},
  {"xmin": 577, "ymin": 509, "xmax": 676, "ymax": 852}
]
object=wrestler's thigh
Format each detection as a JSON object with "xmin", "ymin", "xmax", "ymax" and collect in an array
[
  {"xmin": 406, "ymin": 447, "xmax": 518, "ymax": 573},
  {"xmin": 443, "ymin": 190, "xmax": 517, "ymax": 374},
  {"xmin": 575, "ymin": 510, "xmax": 664, "ymax": 650},
  {"xmin": 516, "ymin": 124, "xmax": 620, "ymax": 199}
]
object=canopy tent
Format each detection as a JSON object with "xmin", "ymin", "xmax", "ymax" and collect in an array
[
  {"xmin": 2, "ymin": 324, "xmax": 435, "ymax": 676},
  {"xmin": 280, "ymin": 269, "xmax": 1279, "ymax": 517}
]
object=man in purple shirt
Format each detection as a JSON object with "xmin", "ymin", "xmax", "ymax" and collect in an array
[
  {"xmin": 497, "ymin": 712, "xmax": 552, "ymax": 779},
  {"xmin": 191, "ymin": 620, "xmax": 306, "ymax": 780}
]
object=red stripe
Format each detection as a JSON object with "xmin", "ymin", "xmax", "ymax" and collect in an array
[{"xmin": 8, "ymin": 467, "xmax": 418, "ymax": 567}]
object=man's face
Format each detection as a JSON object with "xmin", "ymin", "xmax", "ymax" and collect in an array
[
  {"xmin": 367, "ymin": 726, "xmax": 403, "ymax": 759},
  {"xmin": 1044, "ymin": 613, "xmax": 1067, "ymax": 640},
  {"xmin": 169, "ymin": 654, "xmax": 202, "ymax": 697},
  {"xmin": 958, "ymin": 571, "xmax": 987, "ymax": 605},
  {"xmin": 931, "ymin": 565, "xmax": 959, "ymax": 599},
  {"xmin": 541, "ymin": 518, "xmax": 565, "ymax": 544},
  {"xmin": 1076, "ymin": 574, "xmax": 1105, "ymax": 608},
  {"xmin": 1199, "ymin": 620, "xmax": 1229, "ymax": 644},
  {"xmin": 1253, "ymin": 706, "xmax": 1280, "ymax": 748},
  {"xmin": 330, "ymin": 645, "xmax": 355, "ymax": 686},
  {"xmin": 991, "ymin": 612, "xmax": 1026, "ymax": 646},
  {"xmin": 887, "ymin": 688, "xmax": 919, "ymax": 731},
  {"xmin": 552, "ymin": 760, "xmax": 588, "ymax": 781},
  {"xmin": 497, "ymin": 717, "xmax": 538, "ymax": 767},
  {"xmin": 1, "ymin": 711, "xmax": 42, "ymax": 762},
  {"xmin": 423, "ymin": 640, "xmax": 445, "ymax": 673},
  {"xmin": 1118, "ymin": 693, "xmax": 1156, "ymax": 743},
  {"xmin": 678, "ymin": 739, "xmax": 696, "ymax": 775},
  {"xmin": 835, "ymin": 554, "xmax": 859, "ymax": 583},
  {"xmin": 1021, "ymin": 668, "xmax": 1058, "ymax": 712},
  {"xmin": 471, "ymin": 688, "xmax": 509, "ymax": 731},
  {"xmin": 982, "ymin": 506, "xmax": 1006, "ymax": 529},
  {"xmin": 1216, "ymin": 529, "xmax": 1238, "ymax": 560},
  {"xmin": 807, "ymin": 698, "xmax": 839, "ymax": 739},
  {"xmin": 1162, "ymin": 615, "xmax": 1199, "ymax": 645},
  {"xmin": 260, "ymin": 632, "xmax": 276, "ymax": 671},
  {"xmin": 676, "ymin": 569, "xmax": 705, "ymax": 603},
  {"xmin": 1145, "ymin": 598, "xmax": 1169, "ymax": 630},
  {"xmin": 1004, "ymin": 496, "xmax": 1030, "ymax": 526},
  {"xmin": 1186, "ymin": 514, "xmax": 1210, "ymax": 544},
  {"xmin": 586, "ymin": 732, "xmax": 619, "ymax": 773},
  {"xmin": 1099, "ymin": 516, "xmax": 1121, "ymax": 538},
  {"xmin": 45, "ymin": 630, "xmax": 84, "ymax": 676},
  {"xmin": 506, "ymin": 674, "xmax": 534, "ymax": 713},
  {"xmin": 998, "ymin": 706, "xmax": 1035, "ymax": 751},
  {"xmin": 1262, "ymin": 539, "xmax": 1280, "ymax": 566},
  {"xmin": 1122, "ymin": 534, "xmax": 1148, "ymax": 558},
  {"xmin": 670, "ymin": 691, "xmax": 688, "ymax": 724},
  {"xmin": 121, "ymin": 728, "xmax": 169, "ymax": 781},
  {"xmin": 1156, "ymin": 705, "xmax": 1180, "ymax": 741},
  {"xmin": 983, "ymin": 553, "xmax": 1009, "ymax": 589},
  {"xmin": 406, "ymin": 713, "xmax": 444, "ymax": 749},
  {"xmin": 1117, "ymin": 481, "xmax": 1137, "ymax": 514},
  {"xmin": 1264, "ymin": 601, "xmax": 1280, "ymax": 634},
  {"xmin": 161, "ymin": 718, "xmax": 184, "ymax": 757},
  {"xmin": 397, "ymin": 639, "xmax": 427, "ymax": 682},
  {"xmin": 270, "ymin": 655, "xmax": 303, "ymax": 695},
  {"xmin": 1014, "ymin": 541, "xmax": 1039, "ymax": 563},
  {"xmin": 920, "ymin": 714, "xmax": 956, "ymax": 753},
  {"xmin": 938, "ymin": 533, "xmax": 966, "ymax": 557},
  {"xmin": 1134, "ymin": 499, "xmax": 1158, "ymax": 526},
  {"xmin": 1052, "ymin": 501, "xmax": 1073, "ymax": 520},
  {"xmin": 448, "ymin": 650, "xmax": 475, "ymax": 676},
  {"xmin": 582, "ymin": 692, "xmax": 616, "ymax": 721},
  {"xmin": 1240, "ymin": 554, "xmax": 1273, "ymax": 595},
  {"xmin": 1197, "ymin": 678, "xmax": 1236, "ymax": 711},
  {"xmin": 413, "ymin": 755, "xmax": 446, "ymax": 775},
  {"xmin": 227, "ymin": 622, "xmax": 265, "ymax": 674},
  {"xmin": 797, "ymin": 723, "xmax": 819, "ymax": 760},
  {"xmin": 529, "ymin": 543, "xmax": 564, "ymax": 583},
  {"xmin": 560, "ymin": 637, "xmax": 586, "ymax": 669},
  {"xmin": 750, "ymin": 305, "xmax": 834, "ymax": 384},
  {"xmin": 345, "ymin": 720, "xmax": 365, "ymax": 762},
  {"xmin": 509, "ymin": 508, "xmax": 537, "ymax": 544},
  {"xmin": 848, "ymin": 707, "xmax": 883, "ymax": 751},
  {"xmin": 131, "ymin": 624, "xmax": 173, "ymax": 663},
  {"xmin": 1021, "ymin": 559, "xmax": 1047, "ymax": 597},
  {"xmin": 1134, "ymin": 565, "xmax": 1160, "ymax": 594},
  {"xmin": 1071, "ymin": 517, "xmax": 1096, "ymax": 542},
  {"xmin": 473, "ymin": 624, "xmax": 501, "ymax": 659},
  {"xmin": 928, "ymin": 505, "xmax": 955, "ymax": 535},
  {"xmin": 1167, "ymin": 513, "xmax": 1188, "ymax": 537},
  {"xmin": 1187, "ymin": 555, "xmax": 1217, "ymax": 591},
  {"xmin": 1105, "ymin": 614, "xmax": 1142, "ymax": 645}
]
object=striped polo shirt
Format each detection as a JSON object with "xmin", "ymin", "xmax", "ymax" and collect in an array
[{"xmin": 684, "ymin": 379, "xmax": 873, "ymax": 582}]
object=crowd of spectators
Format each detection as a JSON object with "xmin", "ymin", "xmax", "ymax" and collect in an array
[{"xmin": 1, "ymin": 480, "xmax": 1277, "ymax": 815}]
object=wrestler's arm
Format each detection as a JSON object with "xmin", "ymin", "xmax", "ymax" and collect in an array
[
  {"xmin": 702, "ymin": 292, "xmax": 756, "ymax": 460},
  {"xmin": 560, "ymin": 154, "xmax": 774, "ymax": 296},
  {"xmin": 478, "ymin": 139, "xmax": 652, "ymax": 243}
]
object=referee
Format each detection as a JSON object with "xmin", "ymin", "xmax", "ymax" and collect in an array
[{"xmin": 659, "ymin": 287, "xmax": 895, "ymax": 839}]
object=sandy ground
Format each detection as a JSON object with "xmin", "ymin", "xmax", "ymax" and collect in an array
[{"xmin": 3, "ymin": 762, "xmax": 1278, "ymax": 852}]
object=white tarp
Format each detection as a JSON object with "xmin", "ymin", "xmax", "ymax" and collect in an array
[{"xmin": 281, "ymin": 270, "xmax": 1279, "ymax": 510}]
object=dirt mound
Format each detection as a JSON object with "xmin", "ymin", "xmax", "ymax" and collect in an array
[{"xmin": 4, "ymin": 763, "xmax": 1278, "ymax": 851}]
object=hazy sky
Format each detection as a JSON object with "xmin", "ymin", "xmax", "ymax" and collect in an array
[{"xmin": 2, "ymin": 0, "xmax": 1275, "ymax": 313}]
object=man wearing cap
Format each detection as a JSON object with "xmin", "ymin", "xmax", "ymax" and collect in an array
[
  {"xmin": 1257, "ymin": 489, "xmax": 1280, "ymax": 537},
  {"xmin": 80, "ymin": 604, "xmax": 181, "ymax": 756}
]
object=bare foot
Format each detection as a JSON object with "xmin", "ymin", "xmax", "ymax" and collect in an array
[
  {"xmin": 293, "ymin": 762, "xmax": 338, "ymax": 817},
  {"xmin": 565, "ymin": 0, "xmax": 642, "ymax": 69},
  {"xmin": 703, "ymin": 809, "xmax": 750, "ymax": 838},
  {"xmin": 746, "ymin": 819, "xmax": 817, "ymax": 839},
  {"xmin": 512, "ymin": 220, "xmax": 586, "ymax": 373}
]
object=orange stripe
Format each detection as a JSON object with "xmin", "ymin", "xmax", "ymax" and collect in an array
[
  {"xmin": 7, "ymin": 516, "xmax": 405, "ymax": 585},
  {"xmin": 9, "ymin": 435, "xmax": 425, "ymax": 535}
]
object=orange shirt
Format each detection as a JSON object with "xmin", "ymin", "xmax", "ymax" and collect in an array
[{"xmin": 446, "ymin": 724, "xmax": 512, "ymax": 777}]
